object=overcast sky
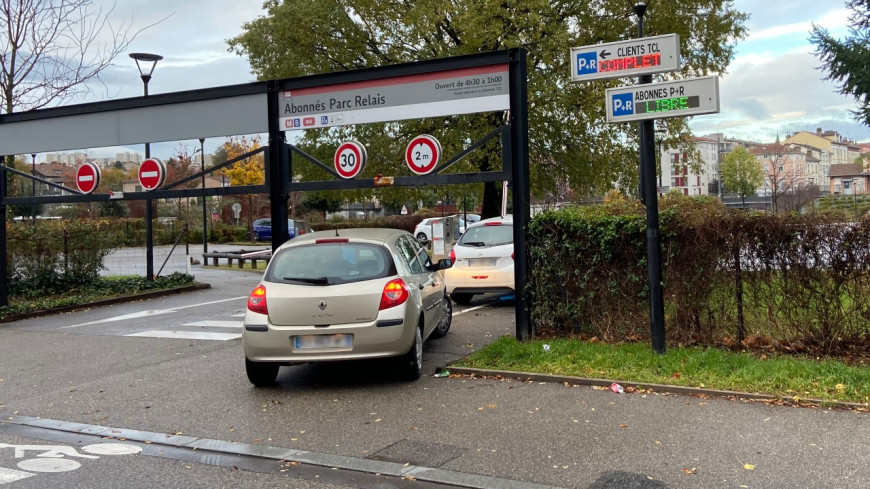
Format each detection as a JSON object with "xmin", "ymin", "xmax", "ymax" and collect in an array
[{"xmin": 67, "ymin": 0, "xmax": 866, "ymax": 158}]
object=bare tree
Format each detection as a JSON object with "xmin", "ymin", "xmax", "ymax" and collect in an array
[
  {"xmin": 0, "ymin": 0, "xmax": 152, "ymax": 115},
  {"xmin": 756, "ymin": 143, "xmax": 809, "ymax": 213}
]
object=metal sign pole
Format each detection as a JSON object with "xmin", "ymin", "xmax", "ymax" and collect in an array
[{"xmin": 634, "ymin": 2, "xmax": 667, "ymax": 354}]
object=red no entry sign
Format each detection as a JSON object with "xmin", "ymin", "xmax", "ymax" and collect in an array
[
  {"xmin": 138, "ymin": 158, "xmax": 166, "ymax": 191},
  {"xmin": 75, "ymin": 162, "xmax": 101, "ymax": 194},
  {"xmin": 405, "ymin": 135, "xmax": 441, "ymax": 175},
  {"xmin": 334, "ymin": 141, "xmax": 367, "ymax": 179}
]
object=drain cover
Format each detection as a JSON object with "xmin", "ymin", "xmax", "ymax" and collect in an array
[{"xmin": 368, "ymin": 439, "xmax": 466, "ymax": 467}]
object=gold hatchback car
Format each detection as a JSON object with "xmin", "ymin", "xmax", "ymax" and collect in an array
[{"xmin": 242, "ymin": 228, "xmax": 454, "ymax": 386}]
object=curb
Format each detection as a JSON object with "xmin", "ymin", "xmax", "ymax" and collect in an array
[
  {"xmin": 0, "ymin": 283, "xmax": 211, "ymax": 323},
  {"xmin": 443, "ymin": 366, "xmax": 870, "ymax": 411},
  {"xmin": 1, "ymin": 413, "xmax": 563, "ymax": 489}
]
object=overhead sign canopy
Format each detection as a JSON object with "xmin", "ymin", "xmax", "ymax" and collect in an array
[
  {"xmin": 605, "ymin": 76, "xmax": 720, "ymax": 123},
  {"xmin": 279, "ymin": 64, "xmax": 510, "ymax": 130},
  {"xmin": 571, "ymin": 34, "xmax": 680, "ymax": 82}
]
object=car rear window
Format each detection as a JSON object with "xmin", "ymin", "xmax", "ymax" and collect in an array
[
  {"xmin": 457, "ymin": 224, "xmax": 513, "ymax": 247},
  {"xmin": 265, "ymin": 243, "xmax": 396, "ymax": 285}
]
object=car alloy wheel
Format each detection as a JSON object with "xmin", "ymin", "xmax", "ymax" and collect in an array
[{"xmin": 431, "ymin": 297, "xmax": 452, "ymax": 338}]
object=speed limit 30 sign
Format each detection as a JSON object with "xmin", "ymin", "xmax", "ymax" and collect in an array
[{"xmin": 334, "ymin": 141, "xmax": 367, "ymax": 179}]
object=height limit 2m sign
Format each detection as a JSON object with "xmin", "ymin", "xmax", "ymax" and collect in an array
[
  {"xmin": 605, "ymin": 76, "xmax": 720, "ymax": 123},
  {"xmin": 571, "ymin": 34, "xmax": 680, "ymax": 82}
]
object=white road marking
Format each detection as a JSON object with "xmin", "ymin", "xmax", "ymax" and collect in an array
[
  {"xmin": 81, "ymin": 444, "xmax": 142, "ymax": 456},
  {"xmin": 451, "ymin": 303, "xmax": 491, "ymax": 316},
  {"xmin": 0, "ymin": 467, "xmax": 33, "ymax": 483},
  {"xmin": 62, "ymin": 310, "xmax": 176, "ymax": 328},
  {"xmin": 17, "ymin": 458, "xmax": 80, "ymax": 473},
  {"xmin": 125, "ymin": 331, "xmax": 241, "ymax": 341},
  {"xmin": 182, "ymin": 320, "xmax": 243, "ymax": 328},
  {"xmin": 61, "ymin": 296, "xmax": 246, "ymax": 329}
]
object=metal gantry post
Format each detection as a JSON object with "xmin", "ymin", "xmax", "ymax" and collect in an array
[{"xmin": 509, "ymin": 48, "xmax": 532, "ymax": 341}]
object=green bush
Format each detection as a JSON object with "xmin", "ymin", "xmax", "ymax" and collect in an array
[
  {"xmin": 7, "ymin": 220, "xmax": 118, "ymax": 295},
  {"xmin": 528, "ymin": 197, "xmax": 870, "ymax": 353}
]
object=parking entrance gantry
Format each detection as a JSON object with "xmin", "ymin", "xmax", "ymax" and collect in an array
[{"xmin": 0, "ymin": 49, "xmax": 533, "ymax": 339}]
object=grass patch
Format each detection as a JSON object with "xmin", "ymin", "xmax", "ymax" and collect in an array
[{"xmin": 456, "ymin": 336, "xmax": 870, "ymax": 405}]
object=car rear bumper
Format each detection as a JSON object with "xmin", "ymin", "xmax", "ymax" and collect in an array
[
  {"xmin": 242, "ymin": 309, "xmax": 416, "ymax": 363},
  {"xmin": 444, "ymin": 268, "xmax": 514, "ymax": 294}
]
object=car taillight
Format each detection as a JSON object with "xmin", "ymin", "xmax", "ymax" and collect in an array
[
  {"xmin": 316, "ymin": 238, "xmax": 349, "ymax": 244},
  {"xmin": 379, "ymin": 278, "xmax": 409, "ymax": 310},
  {"xmin": 248, "ymin": 285, "xmax": 268, "ymax": 315},
  {"xmin": 511, "ymin": 252, "xmax": 514, "ymax": 260},
  {"xmin": 484, "ymin": 221, "xmax": 502, "ymax": 226},
  {"xmin": 449, "ymin": 249, "xmax": 456, "ymax": 262}
]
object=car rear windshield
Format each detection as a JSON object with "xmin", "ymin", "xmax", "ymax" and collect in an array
[
  {"xmin": 457, "ymin": 224, "xmax": 513, "ymax": 247},
  {"xmin": 265, "ymin": 242, "xmax": 396, "ymax": 285}
]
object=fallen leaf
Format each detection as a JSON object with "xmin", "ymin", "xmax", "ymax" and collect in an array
[
  {"xmin": 671, "ymin": 373, "xmax": 682, "ymax": 379},
  {"xmin": 619, "ymin": 424, "xmax": 628, "ymax": 428},
  {"xmin": 681, "ymin": 468, "xmax": 697, "ymax": 475},
  {"xmin": 744, "ymin": 463, "xmax": 755, "ymax": 470}
]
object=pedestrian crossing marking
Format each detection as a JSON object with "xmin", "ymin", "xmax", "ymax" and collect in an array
[
  {"xmin": 182, "ymin": 320, "xmax": 243, "ymax": 328},
  {"xmin": 126, "ymin": 331, "xmax": 241, "ymax": 341}
]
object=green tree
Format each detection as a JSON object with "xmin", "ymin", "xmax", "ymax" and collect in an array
[
  {"xmin": 811, "ymin": 0, "xmax": 870, "ymax": 125},
  {"xmin": 721, "ymin": 146, "xmax": 764, "ymax": 208},
  {"xmin": 228, "ymin": 0, "xmax": 747, "ymax": 215}
]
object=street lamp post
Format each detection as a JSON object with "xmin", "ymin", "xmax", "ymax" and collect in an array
[
  {"xmin": 130, "ymin": 52, "xmax": 162, "ymax": 280},
  {"xmin": 200, "ymin": 137, "xmax": 208, "ymax": 253},
  {"xmin": 633, "ymin": 1, "xmax": 667, "ymax": 354},
  {"xmin": 30, "ymin": 153, "xmax": 36, "ymax": 221}
]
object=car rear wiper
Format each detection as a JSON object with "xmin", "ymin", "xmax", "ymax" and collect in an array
[
  {"xmin": 282, "ymin": 277, "xmax": 329, "ymax": 285},
  {"xmin": 462, "ymin": 241, "xmax": 486, "ymax": 247}
]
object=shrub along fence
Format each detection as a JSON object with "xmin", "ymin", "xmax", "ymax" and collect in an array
[
  {"xmin": 528, "ymin": 195, "xmax": 870, "ymax": 354},
  {"xmin": 7, "ymin": 219, "xmax": 119, "ymax": 296}
]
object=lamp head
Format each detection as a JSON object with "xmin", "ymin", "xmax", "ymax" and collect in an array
[
  {"xmin": 129, "ymin": 52, "xmax": 163, "ymax": 80},
  {"xmin": 633, "ymin": 1, "xmax": 647, "ymax": 18}
]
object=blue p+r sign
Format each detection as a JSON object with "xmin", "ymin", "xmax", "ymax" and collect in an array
[
  {"xmin": 611, "ymin": 93, "xmax": 634, "ymax": 117},
  {"xmin": 576, "ymin": 52, "xmax": 597, "ymax": 76}
]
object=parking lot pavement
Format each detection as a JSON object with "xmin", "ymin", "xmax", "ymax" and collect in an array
[{"xmin": 1, "ymin": 273, "xmax": 868, "ymax": 488}]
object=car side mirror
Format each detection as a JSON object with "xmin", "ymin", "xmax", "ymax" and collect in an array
[{"xmin": 435, "ymin": 258, "xmax": 453, "ymax": 270}]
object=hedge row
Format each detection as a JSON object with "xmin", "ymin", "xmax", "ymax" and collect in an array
[{"xmin": 527, "ymin": 195, "xmax": 870, "ymax": 353}]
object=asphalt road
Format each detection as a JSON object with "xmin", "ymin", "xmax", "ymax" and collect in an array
[{"xmin": 1, "ymin": 264, "xmax": 868, "ymax": 488}]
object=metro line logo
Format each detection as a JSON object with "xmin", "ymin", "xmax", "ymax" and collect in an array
[{"xmin": 611, "ymin": 93, "xmax": 634, "ymax": 117}]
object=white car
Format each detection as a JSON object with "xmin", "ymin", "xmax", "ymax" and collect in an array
[
  {"xmin": 444, "ymin": 215, "xmax": 514, "ymax": 305},
  {"xmin": 413, "ymin": 217, "xmax": 465, "ymax": 244}
]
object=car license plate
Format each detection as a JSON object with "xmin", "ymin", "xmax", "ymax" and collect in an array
[
  {"xmin": 467, "ymin": 258, "xmax": 497, "ymax": 267},
  {"xmin": 294, "ymin": 334, "xmax": 352, "ymax": 350}
]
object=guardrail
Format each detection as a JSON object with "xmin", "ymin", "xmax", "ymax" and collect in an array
[{"xmin": 202, "ymin": 249, "xmax": 272, "ymax": 269}]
